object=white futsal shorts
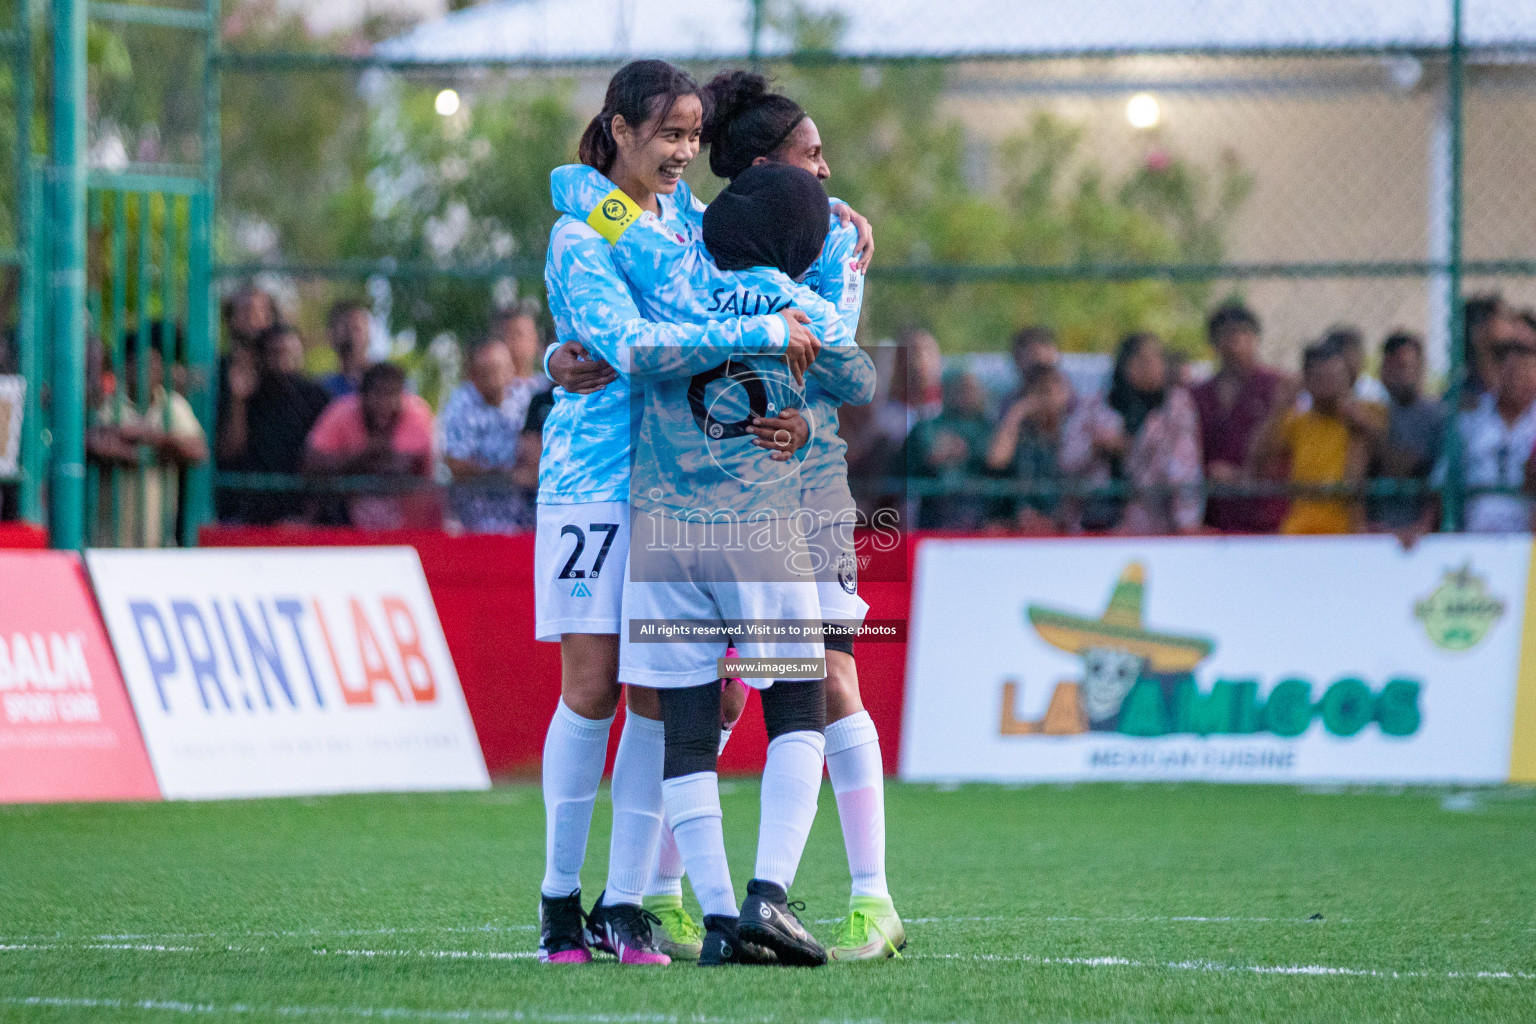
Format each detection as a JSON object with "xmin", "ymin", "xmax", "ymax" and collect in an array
[
  {"xmin": 619, "ymin": 509, "xmax": 825, "ymax": 689},
  {"xmin": 799, "ymin": 483, "xmax": 870, "ymax": 627},
  {"xmin": 534, "ymin": 500, "xmax": 629, "ymax": 641}
]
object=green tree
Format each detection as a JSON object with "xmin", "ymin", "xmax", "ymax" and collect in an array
[{"xmin": 765, "ymin": 4, "xmax": 1253, "ymax": 354}]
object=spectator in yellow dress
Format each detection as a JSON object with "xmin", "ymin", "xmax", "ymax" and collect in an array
[{"xmin": 1248, "ymin": 338, "xmax": 1385, "ymax": 535}]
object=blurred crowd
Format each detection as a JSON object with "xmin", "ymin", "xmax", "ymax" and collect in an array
[
  {"xmin": 209, "ymin": 285, "xmax": 551, "ymax": 534},
  {"xmin": 847, "ymin": 293, "xmax": 1536, "ymax": 537},
  {"xmin": 78, "ymin": 282, "xmax": 1536, "ymax": 541}
]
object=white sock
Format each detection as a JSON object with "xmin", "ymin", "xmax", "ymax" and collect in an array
[
  {"xmin": 642, "ymin": 733, "xmax": 732, "ymax": 902},
  {"xmin": 662, "ymin": 771, "xmax": 736, "ymax": 918},
  {"xmin": 753, "ymin": 730, "xmax": 826, "ymax": 891},
  {"xmin": 604, "ymin": 712, "xmax": 665, "ymax": 906},
  {"xmin": 645, "ymin": 811, "xmax": 685, "ymax": 898},
  {"xmin": 825, "ymin": 711, "xmax": 889, "ymax": 899},
  {"xmin": 540, "ymin": 699, "xmax": 614, "ymax": 898}
]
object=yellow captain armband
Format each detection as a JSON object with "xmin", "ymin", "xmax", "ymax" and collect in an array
[{"xmin": 586, "ymin": 188, "xmax": 642, "ymax": 244}]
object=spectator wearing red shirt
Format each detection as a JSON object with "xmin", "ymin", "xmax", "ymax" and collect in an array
[
  {"xmin": 301, "ymin": 363, "xmax": 439, "ymax": 529},
  {"xmin": 1191, "ymin": 302, "xmax": 1290, "ymax": 532}
]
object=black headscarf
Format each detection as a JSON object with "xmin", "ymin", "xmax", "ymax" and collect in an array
[{"xmin": 702, "ymin": 162, "xmax": 829, "ymax": 280}]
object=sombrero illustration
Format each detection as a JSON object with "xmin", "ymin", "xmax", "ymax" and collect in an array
[{"xmin": 1026, "ymin": 562, "xmax": 1214, "ymax": 672}]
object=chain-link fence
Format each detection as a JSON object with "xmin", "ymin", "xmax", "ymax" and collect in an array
[{"xmin": 9, "ymin": 0, "xmax": 1536, "ymax": 543}]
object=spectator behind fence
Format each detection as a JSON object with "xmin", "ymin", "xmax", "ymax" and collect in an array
[
  {"xmin": 1459, "ymin": 294, "xmax": 1525, "ymax": 410},
  {"xmin": 222, "ymin": 284, "xmax": 277, "ymax": 353},
  {"xmin": 216, "ymin": 324, "xmax": 333, "ymax": 525},
  {"xmin": 1250, "ymin": 339, "xmax": 1384, "ymax": 535},
  {"xmin": 301, "ymin": 362, "xmax": 439, "ymax": 530},
  {"xmin": 903, "ymin": 369, "xmax": 993, "ymax": 529},
  {"xmin": 1002, "ymin": 325, "xmax": 1061, "ymax": 406},
  {"xmin": 1192, "ymin": 302, "xmax": 1288, "ymax": 532},
  {"xmin": 216, "ymin": 284, "xmax": 278, "ymax": 430},
  {"xmin": 985, "ymin": 362, "xmax": 1072, "ymax": 534},
  {"xmin": 440, "ymin": 337, "xmax": 538, "ymax": 534},
  {"xmin": 489, "ymin": 300, "xmax": 553, "ymax": 429},
  {"xmin": 1332, "ymin": 325, "xmax": 1389, "ymax": 404},
  {"xmin": 1059, "ymin": 332, "xmax": 1204, "ymax": 535},
  {"xmin": 1366, "ymin": 331, "xmax": 1446, "ymax": 532},
  {"xmin": 92, "ymin": 323, "xmax": 208, "ymax": 547},
  {"xmin": 885, "ymin": 326, "xmax": 944, "ymax": 433},
  {"xmin": 1436, "ymin": 324, "xmax": 1536, "ymax": 533},
  {"xmin": 319, "ymin": 299, "xmax": 373, "ymax": 399}
]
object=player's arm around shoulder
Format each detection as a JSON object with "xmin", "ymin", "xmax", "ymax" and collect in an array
[
  {"xmin": 792, "ymin": 279, "xmax": 875, "ymax": 407},
  {"xmin": 817, "ymin": 213, "xmax": 867, "ymax": 322}
]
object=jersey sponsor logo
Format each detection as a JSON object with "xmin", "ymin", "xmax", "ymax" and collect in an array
[
  {"xmin": 705, "ymin": 288, "xmax": 792, "ymax": 316},
  {"xmin": 836, "ymin": 552, "xmax": 859, "ymax": 595},
  {"xmin": 570, "ymin": 582, "xmax": 592, "ymax": 598},
  {"xmin": 688, "ymin": 361, "xmax": 771, "ymax": 441},
  {"xmin": 586, "ymin": 188, "xmax": 641, "ymax": 243},
  {"xmin": 838, "ymin": 259, "xmax": 864, "ymax": 312}
]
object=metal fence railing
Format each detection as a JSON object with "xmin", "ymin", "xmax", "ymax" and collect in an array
[{"xmin": 7, "ymin": 1, "xmax": 1536, "ymax": 544}]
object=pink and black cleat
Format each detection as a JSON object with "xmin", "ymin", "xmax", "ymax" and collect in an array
[
  {"xmin": 538, "ymin": 891, "xmax": 593, "ymax": 964},
  {"xmin": 584, "ymin": 892, "xmax": 672, "ymax": 965}
]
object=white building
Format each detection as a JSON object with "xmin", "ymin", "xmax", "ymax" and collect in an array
[{"xmin": 375, "ymin": 0, "xmax": 1536, "ymax": 370}]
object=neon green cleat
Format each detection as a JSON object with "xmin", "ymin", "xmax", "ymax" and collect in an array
[
  {"xmin": 641, "ymin": 894, "xmax": 703, "ymax": 961},
  {"xmin": 827, "ymin": 896, "xmax": 906, "ymax": 962}
]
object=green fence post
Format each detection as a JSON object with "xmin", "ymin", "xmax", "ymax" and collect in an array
[
  {"xmin": 19, "ymin": 165, "xmax": 44, "ymax": 523},
  {"xmin": 15, "ymin": 7, "xmax": 39, "ymax": 522},
  {"xmin": 181, "ymin": 0, "xmax": 221, "ymax": 546},
  {"xmin": 49, "ymin": 0, "xmax": 87, "ymax": 550},
  {"xmin": 1438, "ymin": 0, "xmax": 1466, "ymax": 533},
  {"xmin": 182, "ymin": 191, "xmax": 213, "ymax": 545}
]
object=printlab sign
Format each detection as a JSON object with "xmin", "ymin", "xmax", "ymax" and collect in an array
[{"xmin": 88, "ymin": 548, "xmax": 489, "ymax": 799}]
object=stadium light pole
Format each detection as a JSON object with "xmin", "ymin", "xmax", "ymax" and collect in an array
[
  {"xmin": 748, "ymin": 0, "xmax": 764, "ymax": 68},
  {"xmin": 49, "ymin": 0, "xmax": 86, "ymax": 550}
]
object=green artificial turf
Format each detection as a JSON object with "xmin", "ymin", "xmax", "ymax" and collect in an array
[{"xmin": 0, "ymin": 782, "xmax": 1532, "ymax": 1023}]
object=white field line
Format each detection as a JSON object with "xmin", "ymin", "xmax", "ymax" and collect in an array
[
  {"xmin": 909, "ymin": 952, "xmax": 1536, "ymax": 981},
  {"xmin": 313, "ymin": 948, "xmax": 536, "ymax": 961},
  {"xmin": 2, "ymin": 940, "xmax": 1532, "ymax": 983},
  {"xmin": 0, "ymin": 925, "xmax": 537, "ymax": 944},
  {"xmin": 838, "ymin": 915, "xmax": 1343, "ymax": 926},
  {"xmin": 2, "ymin": 998, "xmax": 739, "ymax": 1023},
  {"xmin": 0, "ymin": 998, "xmax": 947, "ymax": 1024}
]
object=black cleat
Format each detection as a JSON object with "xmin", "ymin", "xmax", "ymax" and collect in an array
[
  {"xmin": 737, "ymin": 879, "xmax": 827, "ymax": 967},
  {"xmin": 698, "ymin": 914, "xmax": 777, "ymax": 966},
  {"xmin": 583, "ymin": 891, "xmax": 671, "ymax": 964},
  {"xmin": 537, "ymin": 890, "xmax": 592, "ymax": 964}
]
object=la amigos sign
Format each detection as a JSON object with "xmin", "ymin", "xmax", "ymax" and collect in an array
[
  {"xmin": 1000, "ymin": 563, "xmax": 1422, "ymax": 741},
  {"xmin": 903, "ymin": 535, "xmax": 1527, "ymax": 783}
]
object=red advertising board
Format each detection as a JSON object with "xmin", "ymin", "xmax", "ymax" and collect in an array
[{"xmin": 0, "ymin": 551, "xmax": 160, "ymax": 803}]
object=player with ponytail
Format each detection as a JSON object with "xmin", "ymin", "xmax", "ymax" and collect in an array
[{"xmin": 534, "ymin": 59, "xmax": 819, "ymax": 966}]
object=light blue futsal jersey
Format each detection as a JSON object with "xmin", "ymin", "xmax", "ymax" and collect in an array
[
  {"xmin": 539, "ymin": 182, "xmax": 788, "ymax": 506},
  {"xmin": 550, "ymin": 165, "xmax": 874, "ymax": 520},
  {"xmin": 672, "ymin": 186, "xmax": 872, "ymax": 496},
  {"xmin": 798, "ymin": 213, "xmax": 869, "ymax": 494}
]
